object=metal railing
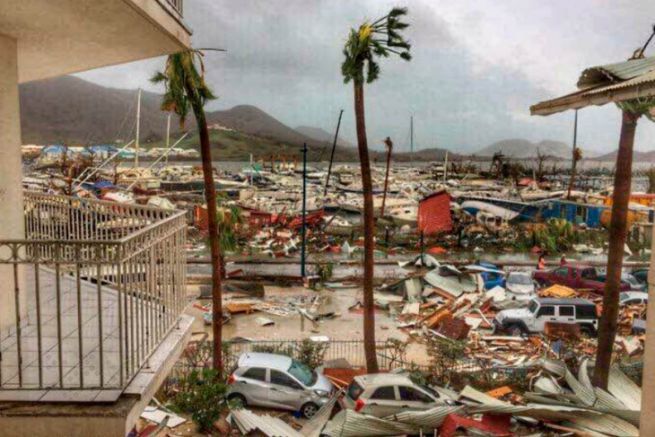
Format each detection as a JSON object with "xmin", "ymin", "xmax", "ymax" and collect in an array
[
  {"xmin": 222, "ymin": 339, "xmax": 421, "ymax": 372},
  {"xmin": 164, "ymin": 0, "xmax": 183, "ymax": 16},
  {"xmin": 0, "ymin": 192, "xmax": 186, "ymax": 391}
]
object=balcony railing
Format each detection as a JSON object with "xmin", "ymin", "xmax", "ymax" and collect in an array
[
  {"xmin": 0, "ymin": 192, "xmax": 186, "ymax": 393},
  {"xmin": 163, "ymin": 0, "xmax": 184, "ymax": 17}
]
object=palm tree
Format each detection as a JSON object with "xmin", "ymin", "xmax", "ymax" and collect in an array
[
  {"xmin": 342, "ymin": 7, "xmax": 411, "ymax": 373},
  {"xmin": 152, "ymin": 50, "xmax": 225, "ymax": 376},
  {"xmin": 594, "ymin": 98, "xmax": 655, "ymax": 389}
]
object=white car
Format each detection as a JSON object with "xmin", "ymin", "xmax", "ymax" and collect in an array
[
  {"xmin": 505, "ymin": 272, "xmax": 536, "ymax": 301},
  {"xmin": 620, "ymin": 291, "xmax": 648, "ymax": 306},
  {"xmin": 494, "ymin": 298, "xmax": 598, "ymax": 337},
  {"xmin": 343, "ymin": 373, "xmax": 449, "ymax": 418}
]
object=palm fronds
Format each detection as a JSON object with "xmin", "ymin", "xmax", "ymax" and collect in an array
[
  {"xmin": 151, "ymin": 50, "xmax": 216, "ymax": 128},
  {"xmin": 342, "ymin": 7, "xmax": 412, "ymax": 84}
]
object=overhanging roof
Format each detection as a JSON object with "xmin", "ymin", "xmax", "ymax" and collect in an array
[
  {"xmin": 531, "ymin": 56, "xmax": 655, "ymax": 116},
  {"xmin": 2, "ymin": 0, "xmax": 192, "ymax": 83}
]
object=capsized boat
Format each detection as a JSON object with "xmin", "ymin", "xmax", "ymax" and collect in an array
[{"xmin": 461, "ymin": 200, "xmax": 519, "ymax": 221}]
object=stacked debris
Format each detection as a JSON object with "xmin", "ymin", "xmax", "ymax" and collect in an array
[{"xmin": 319, "ymin": 359, "xmax": 641, "ymax": 436}]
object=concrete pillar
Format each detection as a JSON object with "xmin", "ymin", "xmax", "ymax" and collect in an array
[
  {"xmin": 640, "ymin": 221, "xmax": 655, "ymax": 434},
  {"xmin": 0, "ymin": 34, "xmax": 26, "ymax": 334}
]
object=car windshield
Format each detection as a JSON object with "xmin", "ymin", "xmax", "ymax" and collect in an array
[
  {"xmin": 419, "ymin": 383, "xmax": 439, "ymax": 398},
  {"xmin": 509, "ymin": 274, "xmax": 531, "ymax": 285},
  {"xmin": 288, "ymin": 359, "xmax": 316, "ymax": 386},
  {"xmin": 528, "ymin": 300, "xmax": 539, "ymax": 313},
  {"xmin": 624, "ymin": 275, "xmax": 639, "ymax": 286}
]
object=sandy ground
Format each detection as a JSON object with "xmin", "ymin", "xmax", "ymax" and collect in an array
[{"xmin": 184, "ymin": 284, "xmax": 430, "ymax": 366}]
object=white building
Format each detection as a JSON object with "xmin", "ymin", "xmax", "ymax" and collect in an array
[{"xmin": 0, "ymin": 1, "xmax": 193, "ymax": 436}]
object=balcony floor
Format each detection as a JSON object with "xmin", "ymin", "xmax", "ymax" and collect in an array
[{"xmin": 0, "ymin": 266, "xmax": 186, "ymax": 402}]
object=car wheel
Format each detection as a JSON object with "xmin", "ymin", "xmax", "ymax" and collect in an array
[
  {"xmin": 507, "ymin": 324, "xmax": 524, "ymax": 337},
  {"xmin": 301, "ymin": 402, "xmax": 319, "ymax": 419},
  {"xmin": 228, "ymin": 393, "xmax": 247, "ymax": 408}
]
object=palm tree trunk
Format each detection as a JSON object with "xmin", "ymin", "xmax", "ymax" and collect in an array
[
  {"xmin": 187, "ymin": 84, "xmax": 224, "ymax": 377},
  {"xmin": 567, "ymin": 157, "xmax": 577, "ymax": 200},
  {"xmin": 354, "ymin": 83, "xmax": 379, "ymax": 373},
  {"xmin": 593, "ymin": 109, "xmax": 639, "ymax": 389}
]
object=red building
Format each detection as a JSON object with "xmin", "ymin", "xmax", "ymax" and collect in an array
[{"xmin": 418, "ymin": 190, "xmax": 452, "ymax": 235}]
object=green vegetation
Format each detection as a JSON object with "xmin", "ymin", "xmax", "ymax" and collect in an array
[
  {"xmin": 252, "ymin": 339, "xmax": 329, "ymax": 370},
  {"xmin": 520, "ymin": 218, "xmax": 606, "ymax": 253},
  {"xmin": 170, "ymin": 368, "xmax": 229, "ymax": 432}
]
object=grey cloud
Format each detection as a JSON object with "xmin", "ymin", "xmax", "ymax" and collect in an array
[{"xmin": 76, "ymin": 0, "xmax": 655, "ymax": 153}]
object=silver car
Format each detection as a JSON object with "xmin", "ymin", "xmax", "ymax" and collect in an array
[
  {"xmin": 505, "ymin": 271, "xmax": 536, "ymax": 301},
  {"xmin": 343, "ymin": 373, "xmax": 448, "ymax": 418},
  {"xmin": 227, "ymin": 352, "xmax": 334, "ymax": 418}
]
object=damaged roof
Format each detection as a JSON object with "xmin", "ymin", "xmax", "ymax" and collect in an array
[
  {"xmin": 577, "ymin": 56, "xmax": 655, "ymax": 88},
  {"xmin": 531, "ymin": 55, "xmax": 655, "ymax": 115}
]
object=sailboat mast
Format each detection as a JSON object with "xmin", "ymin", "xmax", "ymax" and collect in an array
[
  {"xmin": 410, "ymin": 115, "xmax": 414, "ymax": 158},
  {"xmin": 135, "ymin": 88, "xmax": 141, "ymax": 168}
]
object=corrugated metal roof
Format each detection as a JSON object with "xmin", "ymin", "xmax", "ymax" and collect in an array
[
  {"xmin": 230, "ymin": 409, "xmax": 303, "ymax": 437},
  {"xmin": 469, "ymin": 405, "xmax": 639, "ymax": 436},
  {"xmin": 578, "ymin": 56, "xmax": 655, "ymax": 88},
  {"xmin": 607, "ymin": 365, "xmax": 642, "ymax": 411},
  {"xmin": 322, "ymin": 409, "xmax": 419, "ymax": 437},
  {"xmin": 532, "ymin": 56, "xmax": 655, "ymax": 115}
]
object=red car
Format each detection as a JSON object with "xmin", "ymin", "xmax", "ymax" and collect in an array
[{"xmin": 533, "ymin": 264, "xmax": 630, "ymax": 293}]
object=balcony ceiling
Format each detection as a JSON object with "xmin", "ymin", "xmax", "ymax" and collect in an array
[{"xmin": 1, "ymin": 0, "xmax": 192, "ymax": 83}]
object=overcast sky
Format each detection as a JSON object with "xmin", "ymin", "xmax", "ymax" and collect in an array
[{"xmin": 78, "ymin": 0, "xmax": 655, "ymax": 153}]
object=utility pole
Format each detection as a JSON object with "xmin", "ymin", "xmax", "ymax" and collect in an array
[
  {"xmin": 410, "ymin": 115, "xmax": 414, "ymax": 158},
  {"xmin": 380, "ymin": 137, "xmax": 393, "ymax": 216},
  {"xmin": 135, "ymin": 88, "xmax": 141, "ymax": 168},
  {"xmin": 567, "ymin": 109, "xmax": 579, "ymax": 199},
  {"xmin": 324, "ymin": 109, "xmax": 344, "ymax": 196},
  {"xmin": 301, "ymin": 143, "xmax": 308, "ymax": 278},
  {"xmin": 443, "ymin": 150, "xmax": 449, "ymax": 182}
]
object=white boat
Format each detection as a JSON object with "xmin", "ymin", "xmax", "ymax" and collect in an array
[{"xmin": 461, "ymin": 200, "xmax": 519, "ymax": 221}]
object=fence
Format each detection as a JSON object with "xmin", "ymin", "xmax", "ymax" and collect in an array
[
  {"xmin": 223, "ymin": 340, "xmax": 401, "ymax": 372},
  {"xmin": 0, "ymin": 192, "xmax": 187, "ymax": 391},
  {"xmin": 170, "ymin": 339, "xmax": 533, "ymax": 388}
]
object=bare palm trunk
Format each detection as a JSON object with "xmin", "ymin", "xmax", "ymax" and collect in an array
[
  {"xmin": 593, "ymin": 110, "xmax": 639, "ymax": 389},
  {"xmin": 187, "ymin": 84, "xmax": 224, "ymax": 377},
  {"xmin": 566, "ymin": 159, "xmax": 577, "ymax": 200},
  {"xmin": 354, "ymin": 83, "xmax": 379, "ymax": 373}
]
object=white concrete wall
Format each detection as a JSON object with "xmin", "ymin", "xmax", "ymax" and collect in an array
[{"xmin": 0, "ymin": 34, "xmax": 26, "ymax": 334}]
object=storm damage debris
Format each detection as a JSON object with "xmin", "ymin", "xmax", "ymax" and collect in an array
[{"xmin": 317, "ymin": 359, "xmax": 641, "ymax": 436}]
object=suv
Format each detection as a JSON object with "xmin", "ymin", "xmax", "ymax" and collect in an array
[
  {"xmin": 226, "ymin": 352, "xmax": 334, "ymax": 418},
  {"xmin": 343, "ymin": 373, "xmax": 448, "ymax": 418},
  {"xmin": 494, "ymin": 298, "xmax": 598, "ymax": 337}
]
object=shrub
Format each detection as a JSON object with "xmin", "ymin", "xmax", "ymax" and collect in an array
[{"xmin": 171, "ymin": 368, "xmax": 229, "ymax": 433}]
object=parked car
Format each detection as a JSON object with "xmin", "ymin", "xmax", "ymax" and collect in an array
[
  {"xmin": 533, "ymin": 264, "xmax": 630, "ymax": 293},
  {"xmin": 505, "ymin": 271, "xmax": 536, "ymax": 301},
  {"xmin": 597, "ymin": 272, "xmax": 646, "ymax": 292},
  {"xmin": 343, "ymin": 373, "xmax": 449, "ymax": 418},
  {"xmin": 226, "ymin": 352, "xmax": 334, "ymax": 418},
  {"xmin": 494, "ymin": 298, "xmax": 598, "ymax": 337},
  {"xmin": 631, "ymin": 268, "xmax": 649, "ymax": 285},
  {"xmin": 620, "ymin": 291, "xmax": 648, "ymax": 306},
  {"xmin": 476, "ymin": 261, "xmax": 506, "ymax": 290}
]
